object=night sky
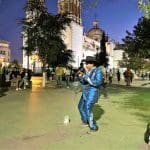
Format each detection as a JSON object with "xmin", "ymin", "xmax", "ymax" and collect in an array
[{"xmin": 0, "ymin": 0, "xmax": 143, "ymax": 63}]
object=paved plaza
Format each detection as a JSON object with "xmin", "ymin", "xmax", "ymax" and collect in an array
[{"xmin": 0, "ymin": 77, "xmax": 149, "ymax": 150}]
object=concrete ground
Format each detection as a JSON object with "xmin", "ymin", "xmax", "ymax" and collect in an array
[{"xmin": 0, "ymin": 77, "xmax": 149, "ymax": 150}]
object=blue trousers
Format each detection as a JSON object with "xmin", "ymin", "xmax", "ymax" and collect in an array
[{"xmin": 78, "ymin": 88, "xmax": 99, "ymax": 130}]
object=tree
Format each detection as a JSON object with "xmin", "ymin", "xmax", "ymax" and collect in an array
[
  {"xmin": 122, "ymin": 17, "xmax": 150, "ymax": 71},
  {"xmin": 96, "ymin": 32, "xmax": 108, "ymax": 67},
  {"xmin": 123, "ymin": 17, "xmax": 150, "ymax": 58},
  {"xmin": 143, "ymin": 60, "xmax": 150, "ymax": 71},
  {"xmin": 11, "ymin": 59, "xmax": 20, "ymax": 68},
  {"xmin": 20, "ymin": 0, "xmax": 47, "ymax": 70},
  {"xmin": 134, "ymin": 17, "xmax": 150, "ymax": 57},
  {"xmin": 21, "ymin": 0, "xmax": 72, "ymax": 71},
  {"xmin": 35, "ymin": 13, "xmax": 72, "ymax": 68},
  {"xmin": 138, "ymin": 0, "xmax": 150, "ymax": 19},
  {"xmin": 118, "ymin": 52, "xmax": 129, "ymax": 68}
]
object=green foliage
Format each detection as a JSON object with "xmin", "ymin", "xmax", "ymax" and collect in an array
[
  {"xmin": 96, "ymin": 32, "xmax": 108, "ymax": 67},
  {"xmin": 119, "ymin": 52, "xmax": 144, "ymax": 71},
  {"xmin": 35, "ymin": 12, "xmax": 72, "ymax": 67},
  {"xmin": 25, "ymin": 0, "xmax": 46, "ymax": 12},
  {"xmin": 48, "ymin": 49, "xmax": 74, "ymax": 67},
  {"xmin": 118, "ymin": 52, "xmax": 129, "ymax": 68},
  {"xmin": 143, "ymin": 61, "xmax": 150, "ymax": 70},
  {"xmin": 11, "ymin": 59, "xmax": 20, "ymax": 68},
  {"xmin": 129, "ymin": 56, "xmax": 145, "ymax": 71},
  {"xmin": 21, "ymin": 0, "xmax": 72, "ymax": 69},
  {"xmin": 122, "ymin": 17, "xmax": 150, "ymax": 71},
  {"xmin": 138, "ymin": 0, "xmax": 150, "ymax": 19}
]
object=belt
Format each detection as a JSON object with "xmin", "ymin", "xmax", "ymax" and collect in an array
[{"xmin": 85, "ymin": 84, "xmax": 99, "ymax": 89}]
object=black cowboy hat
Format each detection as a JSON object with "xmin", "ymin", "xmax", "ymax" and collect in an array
[{"xmin": 84, "ymin": 56, "xmax": 97, "ymax": 63}]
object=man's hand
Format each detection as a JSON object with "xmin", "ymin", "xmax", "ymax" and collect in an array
[{"xmin": 78, "ymin": 71, "xmax": 84, "ymax": 77}]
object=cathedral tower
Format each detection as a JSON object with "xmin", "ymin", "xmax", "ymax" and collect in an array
[
  {"xmin": 58, "ymin": 0, "xmax": 82, "ymax": 24},
  {"xmin": 58, "ymin": 0, "xmax": 83, "ymax": 68}
]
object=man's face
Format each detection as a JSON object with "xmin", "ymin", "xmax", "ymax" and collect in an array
[{"xmin": 86, "ymin": 62, "xmax": 94, "ymax": 71}]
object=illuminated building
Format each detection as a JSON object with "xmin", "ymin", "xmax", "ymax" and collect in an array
[{"xmin": 0, "ymin": 40, "xmax": 11, "ymax": 66}]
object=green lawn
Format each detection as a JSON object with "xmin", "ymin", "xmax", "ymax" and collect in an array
[{"xmin": 109, "ymin": 85, "xmax": 150, "ymax": 123}]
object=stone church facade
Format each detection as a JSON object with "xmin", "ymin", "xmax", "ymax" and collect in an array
[{"xmin": 23, "ymin": 0, "xmax": 118, "ymax": 71}]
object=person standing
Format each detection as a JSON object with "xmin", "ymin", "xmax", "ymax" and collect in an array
[
  {"xmin": 64, "ymin": 67, "xmax": 71, "ymax": 88},
  {"xmin": 55, "ymin": 64, "xmax": 64, "ymax": 86},
  {"xmin": 124, "ymin": 68, "xmax": 133, "ymax": 86},
  {"xmin": 116, "ymin": 69, "xmax": 121, "ymax": 84},
  {"xmin": 17, "ymin": 69, "xmax": 28, "ymax": 90},
  {"xmin": 78, "ymin": 56, "xmax": 103, "ymax": 131},
  {"xmin": 51, "ymin": 68, "xmax": 55, "ymax": 80},
  {"xmin": 46, "ymin": 67, "xmax": 51, "ymax": 81},
  {"xmin": 130, "ymin": 70, "xmax": 134, "ymax": 83},
  {"xmin": 108, "ymin": 69, "xmax": 113, "ymax": 84}
]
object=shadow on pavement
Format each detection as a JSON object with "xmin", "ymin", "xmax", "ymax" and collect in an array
[
  {"xmin": 93, "ymin": 104, "xmax": 104, "ymax": 121},
  {"xmin": 0, "ymin": 87, "xmax": 8, "ymax": 97}
]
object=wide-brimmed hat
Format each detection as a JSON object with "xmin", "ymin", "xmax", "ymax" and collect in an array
[{"xmin": 84, "ymin": 56, "xmax": 97, "ymax": 63}]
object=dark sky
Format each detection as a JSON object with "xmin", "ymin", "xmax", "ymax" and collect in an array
[{"xmin": 0, "ymin": 0, "xmax": 143, "ymax": 63}]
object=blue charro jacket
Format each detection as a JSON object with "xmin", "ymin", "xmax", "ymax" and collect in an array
[{"xmin": 79, "ymin": 67, "xmax": 103, "ymax": 103}]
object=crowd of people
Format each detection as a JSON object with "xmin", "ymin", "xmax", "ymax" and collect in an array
[
  {"xmin": 46, "ymin": 65, "xmax": 77, "ymax": 87},
  {"xmin": 1, "ymin": 63, "xmax": 149, "ymax": 93},
  {"xmin": 45, "ymin": 64, "xmax": 150, "ymax": 89},
  {"xmin": 0, "ymin": 65, "xmax": 32, "ymax": 91}
]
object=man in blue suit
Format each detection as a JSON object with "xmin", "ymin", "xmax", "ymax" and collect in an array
[{"xmin": 78, "ymin": 56, "xmax": 103, "ymax": 131}]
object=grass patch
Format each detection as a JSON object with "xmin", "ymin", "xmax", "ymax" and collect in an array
[
  {"xmin": 109, "ymin": 85, "xmax": 150, "ymax": 122},
  {"xmin": 124, "ymin": 88, "xmax": 150, "ymax": 122}
]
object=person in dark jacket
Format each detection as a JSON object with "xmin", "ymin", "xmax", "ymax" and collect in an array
[{"xmin": 116, "ymin": 69, "xmax": 121, "ymax": 84}]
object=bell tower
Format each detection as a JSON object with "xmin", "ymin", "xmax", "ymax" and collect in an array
[
  {"xmin": 58, "ymin": 0, "xmax": 82, "ymax": 25},
  {"xmin": 58, "ymin": 0, "xmax": 83, "ymax": 68}
]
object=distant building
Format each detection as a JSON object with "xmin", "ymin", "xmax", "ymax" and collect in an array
[
  {"xmin": 87, "ymin": 20, "xmax": 103, "ymax": 42},
  {"xmin": 82, "ymin": 34, "xmax": 100, "ymax": 59},
  {"xmin": 0, "ymin": 40, "xmax": 11, "ymax": 66},
  {"xmin": 23, "ymin": 0, "xmax": 122, "ymax": 70},
  {"xmin": 105, "ymin": 40, "xmax": 115, "ymax": 69},
  {"xmin": 113, "ymin": 44, "xmax": 125, "ymax": 69},
  {"xmin": 59, "ymin": 0, "xmax": 102, "ymax": 68}
]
